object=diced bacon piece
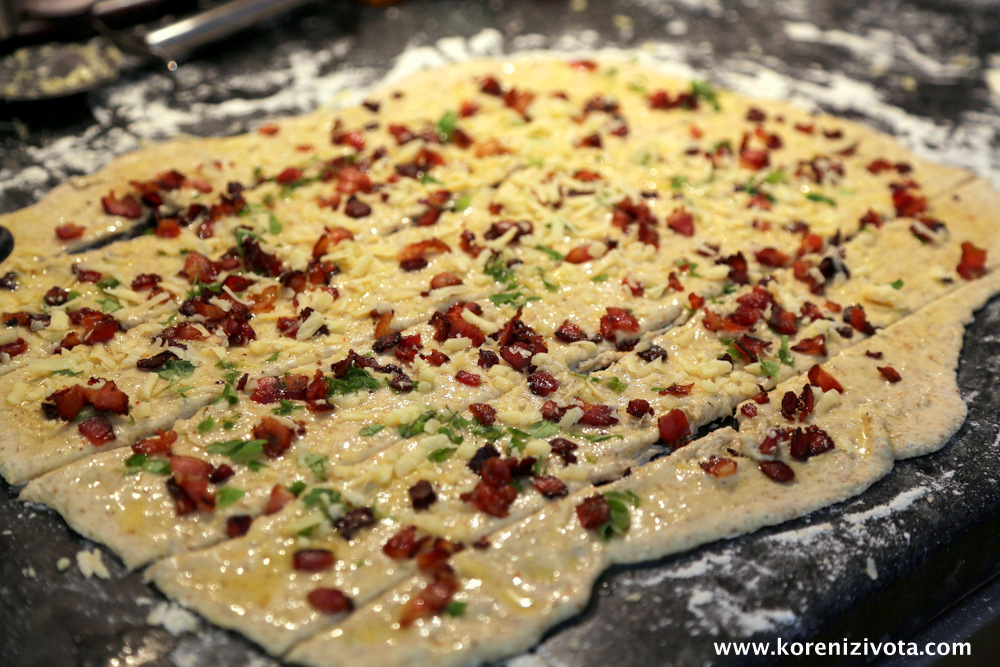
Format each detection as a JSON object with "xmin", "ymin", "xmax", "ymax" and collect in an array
[
  {"xmin": 789, "ymin": 425, "xmax": 835, "ymax": 461},
  {"xmin": 409, "ymin": 480, "xmax": 437, "ymax": 510},
  {"xmin": 56, "ymin": 223, "xmax": 86, "ymax": 240},
  {"xmin": 430, "ymin": 272, "xmax": 462, "ymax": 290},
  {"xmin": 626, "ymin": 399, "xmax": 653, "ymax": 419},
  {"xmin": 658, "ymin": 409, "xmax": 690, "ymax": 448},
  {"xmin": 181, "ymin": 252, "xmax": 219, "ymax": 284},
  {"xmin": 576, "ymin": 494, "xmax": 611, "ymax": 529},
  {"xmin": 168, "ymin": 455, "xmax": 215, "ymax": 513},
  {"xmin": 878, "ymin": 366, "xmax": 902, "ymax": 383},
  {"xmin": 422, "ymin": 349, "xmax": 450, "ymax": 366},
  {"xmin": 600, "ymin": 307, "xmax": 640, "ymax": 345},
  {"xmin": 226, "ymin": 515, "xmax": 253, "ymax": 538},
  {"xmin": 484, "ymin": 219, "xmax": 533, "ymax": 243},
  {"xmin": 312, "ymin": 226, "xmax": 354, "ymax": 258},
  {"xmin": 503, "ymin": 88, "xmax": 535, "ymax": 118},
  {"xmin": 892, "ymin": 186, "xmax": 927, "ymax": 217},
  {"xmin": 741, "ymin": 403, "xmax": 758, "ymax": 418},
  {"xmin": 102, "ymin": 193, "xmax": 143, "ymax": 219},
  {"xmin": 740, "ymin": 149, "xmax": 770, "ymax": 170},
  {"xmin": 399, "ymin": 238, "xmax": 451, "ymax": 271},
  {"xmin": 844, "ymin": 304, "xmax": 876, "ymax": 335},
  {"xmin": 768, "ymin": 304, "xmax": 799, "ymax": 336},
  {"xmin": 293, "ymin": 549, "xmax": 336, "ymax": 572},
  {"xmin": 131, "ymin": 429, "xmax": 177, "ymax": 455},
  {"xmin": 333, "ymin": 165, "xmax": 373, "ymax": 194},
  {"xmin": 469, "ymin": 403, "xmax": 496, "ymax": 425},
  {"xmin": 860, "ymin": 209, "xmax": 883, "ymax": 229},
  {"xmin": 808, "ymin": 364, "xmax": 843, "ymax": 393},
  {"xmin": 308, "ymin": 588, "xmax": 355, "ymax": 615},
  {"xmin": 534, "ymin": 475, "xmax": 568, "ymax": 498},
  {"xmin": 577, "ymin": 402, "xmax": 619, "ymax": 426},
  {"xmin": 733, "ymin": 335, "xmax": 770, "ymax": 362},
  {"xmin": 700, "ymin": 455, "xmax": 738, "ymax": 477},
  {"xmin": 759, "ymin": 460, "xmax": 795, "ymax": 482},
  {"xmin": 791, "ymin": 335, "xmax": 827, "ymax": 356},
  {"xmin": 253, "ymin": 416, "xmax": 295, "ymax": 458},
  {"xmin": 756, "ymin": 247, "xmax": 790, "ymax": 267},
  {"xmin": 0, "ymin": 336, "xmax": 27, "ymax": 358},
  {"xmin": 155, "ymin": 218, "xmax": 181, "ymax": 238},
  {"xmin": 666, "ymin": 207, "xmax": 695, "ymax": 236},
  {"xmin": 71, "ymin": 264, "xmax": 101, "ymax": 283},
  {"xmin": 265, "ymin": 484, "xmax": 296, "ymax": 515},
  {"xmin": 461, "ymin": 480, "xmax": 518, "ymax": 517},
  {"xmin": 399, "ymin": 576, "xmax": 458, "ymax": 627},
  {"xmin": 957, "ymin": 242, "xmax": 987, "ymax": 280},
  {"xmin": 333, "ymin": 129, "xmax": 365, "ymax": 150},
  {"xmin": 455, "ymin": 370, "xmax": 482, "ymax": 387},
  {"xmin": 429, "ymin": 302, "xmax": 486, "ymax": 347},
  {"xmin": 527, "ymin": 371, "xmax": 558, "ymax": 396},
  {"xmin": 78, "ymin": 414, "xmax": 115, "ymax": 446},
  {"xmin": 384, "ymin": 526, "xmax": 420, "ymax": 559},
  {"xmin": 564, "ymin": 244, "xmax": 596, "ymax": 264}
]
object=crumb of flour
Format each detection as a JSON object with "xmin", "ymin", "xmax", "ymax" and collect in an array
[
  {"xmin": 146, "ymin": 602, "xmax": 200, "ymax": 635},
  {"xmin": 76, "ymin": 548, "xmax": 110, "ymax": 579},
  {"xmin": 56, "ymin": 557, "xmax": 71, "ymax": 571}
]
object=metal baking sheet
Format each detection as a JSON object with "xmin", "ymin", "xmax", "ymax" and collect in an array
[{"xmin": 2, "ymin": 1, "xmax": 1000, "ymax": 665}]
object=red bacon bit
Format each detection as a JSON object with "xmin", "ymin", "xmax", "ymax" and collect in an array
[
  {"xmin": 626, "ymin": 399, "xmax": 653, "ymax": 419},
  {"xmin": 430, "ymin": 302, "xmax": 486, "ymax": 347},
  {"xmin": 0, "ymin": 336, "xmax": 27, "ymax": 358},
  {"xmin": 757, "ymin": 428, "xmax": 788, "ymax": 456},
  {"xmin": 658, "ymin": 409, "xmax": 691, "ymax": 448},
  {"xmin": 459, "ymin": 100, "xmax": 480, "ymax": 117},
  {"xmin": 275, "ymin": 167, "xmax": 303, "ymax": 184},
  {"xmin": 878, "ymin": 366, "xmax": 902, "ymax": 383},
  {"xmin": 55, "ymin": 223, "xmax": 86, "ymax": 240},
  {"xmin": 666, "ymin": 206, "xmax": 695, "ymax": 237},
  {"xmin": 741, "ymin": 403, "xmax": 758, "ymax": 418},
  {"xmin": 648, "ymin": 89, "xmax": 698, "ymax": 111},
  {"xmin": 740, "ymin": 149, "xmax": 770, "ymax": 171},
  {"xmin": 957, "ymin": 241, "xmax": 987, "ymax": 280},
  {"xmin": 768, "ymin": 304, "xmax": 798, "ymax": 336},
  {"xmin": 226, "ymin": 515, "xmax": 253, "ymax": 538},
  {"xmin": 622, "ymin": 276, "xmax": 644, "ymax": 297},
  {"xmin": 756, "ymin": 247, "xmax": 790, "ymax": 268},
  {"xmin": 455, "ymin": 370, "xmax": 482, "ymax": 387},
  {"xmin": 600, "ymin": 307, "xmax": 640, "ymax": 348},
  {"xmin": 578, "ymin": 402, "xmax": 619, "ymax": 426},
  {"xmin": 576, "ymin": 494, "xmax": 611, "ymax": 530},
  {"xmin": 74, "ymin": 309, "xmax": 121, "ymax": 345},
  {"xmin": 168, "ymin": 455, "xmax": 215, "ymax": 513},
  {"xmin": 308, "ymin": 588, "xmax": 355, "ymax": 615},
  {"xmin": 409, "ymin": 480, "xmax": 437, "ymax": 510},
  {"xmin": 422, "ymin": 349, "xmax": 450, "ymax": 366},
  {"xmin": 399, "ymin": 576, "xmax": 458, "ymax": 627},
  {"xmin": 180, "ymin": 252, "xmax": 219, "ymax": 284},
  {"xmin": 384, "ymin": 526, "xmax": 420, "ymax": 559},
  {"xmin": 333, "ymin": 129, "xmax": 365, "ymax": 150},
  {"xmin": 700, "ymin": 455, "xmax": 738, "ymax": 477},
  {"xmin": 577, "ymin": 133, "xmax": 603, "ymax": 148},
  {"xmin": 792, "ymin": 335, "xmax": 827, "ymax": 356},
  {"xmin": 429, "ymin": 272, "xmax": 463, "ymax": 291},
  {"xmin": 657, "ymin": 383, "xmax": 693, "ymax": 397},
  {"xmin": 789, "ymin": 425, "xmax": 835, "ymax": 461},
  {"xmin": 293, "ymin": 549, "xmax": 336, "ymax": 572},
  {"xmin": 844, "ymin": 304, "xmax": 876, "ymax": 335},
  {"xmin": 759, "ymin": 460, "xmax": 795, "ymax": 483},
  {"xmin": 458, "ymin": 230, "xmax": 484, "ymax": 258},
  {"xmin": 265, "ymin": 484, "xmax": 296, "ymax": 515},
  {"xmin": 101, "ymin": 193, "xmax": 143, "ymax": 219},
  {"xmin": 533, "ymin": 475, "xmax": 568, "ymax": 498},
  {"xmin": 503, "ymin": 88, "xmax": 535, "ymax": 119},
  {"xmin": 78, "ymin": 414, "xmax": 115, "ymax": 446},
  {"xmin": 859, "ymin": 209, "xmax": 883, "ymax": 229},
  {"xmin": 718, "ymin": 252, "xmax": 750, "ymax": 285},
  {"xmin": 807, "ymin": 364, "xmax": 844, "ymax": 393},
  {"xmin": 569, "ymin": 59, "xmax": 598, "ymax": 72},
  {"xmin": 252, "ymin": 416, "xmax": 295, "ymax": 459},
  {"xmin": 71, "ymin": 264, "xmax": 101, "ymax": 284},
  {"xmin": 797, "ymin": 232, "xmax": 824, "ymax": 258},
  {"xmin": 469, "ymin": 403, "xmax": 496, "ymax": 425},
  {"xmin": 892, "ymin": 183, "xmax": 927, "ymax": 217},
  {"xmin": 131, "ymin": 429, "xmax": 177, "ymax": 456},
  {"xmin": 564, "ymin": 244, "xmax": 597, "ymax": 264},
  {"xmin": 733, "ymin": 335, "xmax": 770, "ymax": 362},
  {"xmin": 258, "ymin": 123, "xmax": 279, "ymax": 135},
  {"xmin": 527, "ymin": 371, "xmax": 559, "ymax": 396},
  {"xmin": 312, "ymin": 226, "xmax": 354, "ymax": 258},
  {"xmin": 461, "ymin": 462, "xmax": 518, "ymax": 517},
  {"xmin": 399, "ymin": 238, "xmax": 451, "ymax": 271}
]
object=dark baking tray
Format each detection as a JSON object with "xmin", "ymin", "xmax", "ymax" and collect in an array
[{"xmin": 3, "ymin": 1, "xmax": 1000, "ymax": 665}]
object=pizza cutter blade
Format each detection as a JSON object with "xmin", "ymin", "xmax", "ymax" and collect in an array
[
  {"xmin": 0, "ymin": 0, "xmax": 318, "ymax": 102},
  {"xmin": 0, "ymin": 225, "xmax": 13, "ymax": 263}
]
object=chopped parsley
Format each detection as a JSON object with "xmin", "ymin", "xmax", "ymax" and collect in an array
[
  {"xmin": 526, "ymin": 421, "xmax": 560, "ymax": 439},
  {"xmin": 435, "ymin": 110, "xmax": 459, "ymax": 142},
  {"xmin": 206, "ymin": 438, "xmax": 267, "ymax": 463},
  {"xmin": 605, "ymin": 377, "xmax": 628, "ymax": 393},
  {"xmin": 96, "ymin": 297, "xmax": 121, "ymax": 313},
  {"xmin": 51, "ymin": 369, "xmax": 82, "ymax": 377},
  {"xmin": 591, "ymin": 274, "xmax": 609, "ymax": 283},
  {"xmin": 534, "ymin": 245, "xmax": 565, "ymax": 261},
  {"xmin": 444, "ymin": 601, "xmax": 467, "ymax": 617},
  {"xmin": 303, "ymin": 452, "xmax": 328, "ymax": 478},
  {"xmin": 490, "ymin": 290, "xmax": 540, "ymax": 308},
  {"xmin": 156, "ymin": 359, "xmax": 196, "ymax": 383},
  {"xmin": 216, "ymin": 487, "xmax": 246, "ymax": 508},
  {"xmin": 124, "ymin": 453, "xmax": 171, "ymax": 476},
  {"xmin": 325, "ymin": 367, "xmax": 380, "ymax": 395},
  {"xmin": 598, "ymin": 490, "xmax": 641, "ymax": 540},
  {"xmin": 691, "ymin": 80, "xmax": 721, "ymax": 111},
  {"xmin": 484, "ymin": 252, "xmax": 517, "ymax": 287},
  {"xmin": 890, "ymin": 279, "xmax": 904, "ymax": 290},
  {"xmin": 360, "ymin": 423, "xmax": 385, "ymax": 437},
  {"xmin": 427, "ymin": 447, "xmax": 457, "ymax": 463},
  {"xmin": 197, "ymin": 416, "xmax": 215, "ymax": 434},
  {"xmin": 759, "ymin": 359, "xmax": 780, "ymax": 377},
  {"xmin": 805, "ymin": 192, "xmax": 837, "ymax": 206},
  {"xmin": 272, "ymin": 399, "xmax": 304, "ymax": 416},
  {"xmin": 778, "ymin": 335, "xmax": 795, "ymax": 367}
]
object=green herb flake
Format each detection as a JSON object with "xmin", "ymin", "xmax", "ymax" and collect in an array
[
  {"xmin": 360, "ymin": 423, "xmax": 385, "ymax": 437},
  {"xmin": 605, "ymin": 377, "xmax": 628, "ymax": 393},
  {"xmin": 289, "ymin": 480, "xmax": 307, "ymax": 496},
  {"xmin": 890, "ymin": 279, "xmax": 904, "ymax": 290},
  {"xmin": 399, "ymin": 410, "xmax": 437, "ymax": 439},
  {"xmin": 197, "ymin": 416, "xmax": 216, "ymax": 434},
  {"xmin": 591, "ymin": 274, "xmax": 609, "ymax": 283},
  {"xmin": 427, "ymin": 447, "xmax": 457, "ymax": 463},
  {"xmin": 325, "ymin": 367, "xmax": 380, "ymax": 395},
  {"xmin": 484, "ymin": 253, "xmax": 517, "ymax": 287},
  {"xmin": 534, "ymin": 245, "xmax": 565, "ymax": 261},
  {"xmin": 302, "ymin": 487, "xmax": 343, "ymax": 510},
  {"xmin": 96, "ymin": 298, "xmax": 122, "ymax": 313},
  {"xmin": 96, "ymin": 276, "xmax": 120, "ymax": 291},
  {"xmin": 444, "ymin": 601, "xmax": 467, "ymax": 617},
  {"xmin": 690, "ymin": 80, "xmax": 721, "ymax": 111},
  {"xmin": 216, "ymin": 487, "xmax": 246, "ymax": 509},
  {"xmin": 805, "ymin": 192, "xmax": 837, "ymax": 206},
  {"xmin": 490, "ymin": 290, "xmax": 541, "ymax": 308},
  {"xmin": 420, "ymin": 174, "xmax": 443, "ymax": 185},
  {"xmin": 526, "ymin": 421, "xmax": 560, "ymax": 439},
  {"xmin": 156, "ymin": 359, "xmax": 196, "ymax": 383},
  {"xmin": 51, "ymin": 369, "xmax": 82, "ymax": 377},
  {"xmin": 778, "ymin": 335, "xmax": 795, "ymax": 367},
  {"xmin": 272, "ymin": 399, "xmax": 304, "ymax": 416},
  {"xmin": 760, "ymin": 359, "xmax": 780, "ymax": 377},
  {"xmin": 266, "ymin": 351, "xmax": 280, "ymax": 363},
  {"xmin": 435, "ymin": 110, "xmax": 459, "ymax": 142},
  {"xmin": 764, "ymin": 170, "xmax": 787, "ymax": 184},
  {"xmin": 124, "ymin": 453, "xmax": 172, "ymax": 476},
  {"xmin": 597, "ymin": 490, "xmax": 641, "ymax": 540},
  {"xmin": 206, "ymin": 438, "xmax": 267, "ymax": 463},
  {"xmin": 303, "ymin": 452, "xmax": 328, "ymax": 478}
]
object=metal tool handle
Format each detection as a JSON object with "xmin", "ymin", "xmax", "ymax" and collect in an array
[{"xmin": 141, "ymin": 0, "xmax": 315, "ymax": 63}]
